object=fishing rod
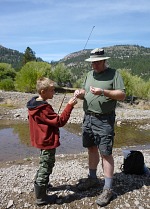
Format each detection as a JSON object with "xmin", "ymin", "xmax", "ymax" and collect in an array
[
  {"xmin": 83, "ymin": 26, "xmax": 95, "ymax": 50},
  {"xmin": 58, "ymin": 91, "xmax": 66, "ymax": 114},
  {"xmin": 58, "ymin": 26, "xmax": 95, "ymax": 114}
]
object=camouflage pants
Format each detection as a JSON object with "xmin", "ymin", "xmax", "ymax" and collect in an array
[{"xmin": 35, "ymin": 149, "xmax": 56, "ymax": 186}]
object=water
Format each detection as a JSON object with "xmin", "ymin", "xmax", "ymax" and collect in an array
[
  {"xmin": 0, "ymin": 119, "xmax": 150, "ymax": 162},
  {"xmin": 0, "ymin": 120, "xmax": 85, "ymax": 162},
  {"xmin": 64, "ymin": 120, "xmax": 150, "ymax": 149}
]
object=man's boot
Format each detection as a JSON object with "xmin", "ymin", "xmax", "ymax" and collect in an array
[{"xmin": 34, "ymin": 182, "xmax": 57, "ymax": 206}]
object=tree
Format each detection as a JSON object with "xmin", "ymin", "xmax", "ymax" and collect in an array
[
  {"xmin": 15, "ymin": 61, "xmax": 52, "ymax": 92},
  {"xmin": 0, "ymin": 63, "xmax": 16, "ymax": 90},
  {"xmin": 52, "ymin": 63, "xmax": 71, "ymax": 87},
  {"xmin": 22, "ymin": 47, "xmax": 36, "ymax": 65},
  {"xmin": 0, "ymin": 63, "xmax": 16, "ymax": 80}
]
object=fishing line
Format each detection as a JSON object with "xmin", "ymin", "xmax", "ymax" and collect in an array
[{"xmin": 58, "ymin": 26, "xmax": 95, "ymax": 114}]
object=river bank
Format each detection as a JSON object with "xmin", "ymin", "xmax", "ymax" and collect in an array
[
  {"xmin": 0, "ymin": 90, "xmax": 150, "ymax": 124},
  {"xmin": 0, "ymin": 91, "xmax": 150, "ymax": 208}
]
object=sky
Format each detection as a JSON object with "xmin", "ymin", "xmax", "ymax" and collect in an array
[{"xmin": 0, "ymin": 0, "xmax": 150, "ymax": 62}]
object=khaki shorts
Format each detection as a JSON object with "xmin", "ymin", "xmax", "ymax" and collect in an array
[{"xmin": 82, "ymin": 113, "xmax": 115, "ymax": 155}]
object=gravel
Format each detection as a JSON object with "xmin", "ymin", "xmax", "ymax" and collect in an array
[
  {"xmin": 0, "ymin": 90, "xmax": 150, "ymax": 209},
  {"xmin": 0, "ymin": 90, "xmax": 150, "ymax": 123},
  {"xmin": 0, "ymin": 151, "xmax": 150, "ymax": 209}
]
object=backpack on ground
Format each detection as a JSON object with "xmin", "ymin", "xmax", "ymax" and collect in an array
[{"xmin": 120, "ymin": 150, "xmax": 145, "ymax": 175}]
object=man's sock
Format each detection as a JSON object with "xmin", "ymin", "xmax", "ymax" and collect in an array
[
  {"xmin": 103, "ymin": 177, "xmax": 113, "ymax": 190},
  {"xmin": 89, "ymin": 169, "xmax": 97, "ymax": 179}
]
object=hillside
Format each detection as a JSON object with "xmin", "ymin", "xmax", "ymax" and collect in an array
[
  {"xmin": 0, "ymin": 44, "xmax": 150, "ymax": 80},
  {"xmin": 60, "ymin": 45, "xmax": 150, "ymax": 80},
  {"xmin": 0, "ymin": 45, "xmax": 24, "ymax": 69},
  {"xmin": 0, "ymin": 45, "xmax": 43, "ymax": 70}
]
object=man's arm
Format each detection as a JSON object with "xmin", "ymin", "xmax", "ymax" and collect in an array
[
  {"xmin": 103, "ymin": 89, "xmax": 126, "ymax": 101},
  {"xmin": 90, "ymin": 86, "xmax": 126, "ymax": 101}
]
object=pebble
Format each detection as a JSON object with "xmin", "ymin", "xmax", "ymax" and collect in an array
[
  {"xmin": 6, "ymin": 200, "xmax": 13, "ymax": 208},
  {"xmin": 0, "ymin": 150, "xmax": 150, "ymax": 209}
]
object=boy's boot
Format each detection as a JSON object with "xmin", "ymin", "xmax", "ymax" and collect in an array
[{"xmin": 34, "ymin": 182, "xmax": 57, "ymax": 206}]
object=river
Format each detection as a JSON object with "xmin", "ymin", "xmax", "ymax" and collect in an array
[{"xmin": 0, "ymin": 119, "xmax": 150, "ymax": 162}]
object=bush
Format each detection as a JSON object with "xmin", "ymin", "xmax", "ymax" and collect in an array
[
  {"xmin": 52, "ymin": 63, "xmax": 71, "ymax": 86},
  {"xmin": 0, "ymin": 63, "xmax": 16, "ymax": 80},
  {"xmin": 0, "ymin": 78, "xmax": 15, "ymax": 91},
  {"xmin": 15, "ymin": 61, "xmax": 52, "ymax": 92},
  {"xmin": 120, "ymin": 69, "xmax": 150, "ymax": 99}
]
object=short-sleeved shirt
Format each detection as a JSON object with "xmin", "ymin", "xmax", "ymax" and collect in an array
[{"xmin": 83, "ymin": 68, "xmax": 125, "ymax": 114}]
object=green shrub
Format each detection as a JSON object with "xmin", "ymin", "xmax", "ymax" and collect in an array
[
  {"xmin": 0, "ymin": 78, "xmax": 15, "ymax": 91},
  {"xmin": 0, "ymin": 63, "xmax": 16, "ymax": 80},
  {"xmin": 119, "ymin": 69, "xmax": 134, "ymax": 96},
  {"xmin": 52, "ymin": 63, "xmax": 71, "ymax": 86},
  {"xmin": 120, "ymin": 69, "xmax": 150, "ymax": 99},
  {"xmin": 15, "ymin": 61, "xmax": 52, "ymax": 92}
]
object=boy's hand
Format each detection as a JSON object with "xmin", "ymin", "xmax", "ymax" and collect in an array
[
  {"xmin": 74, "ymin": 89, "xmax": 85, "ymax": 99},
  {"xmin": 68, "ymin": 97, "xmax": 78, "ymax": 106}
]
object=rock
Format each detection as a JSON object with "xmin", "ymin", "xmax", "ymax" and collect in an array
[
  {"xmin": 117, "ymin": 121, "xmax": 121, "ymax": 126},
  {"xmin": 6, "ymin": 200, "xmax": 13, "ymax": 208}
]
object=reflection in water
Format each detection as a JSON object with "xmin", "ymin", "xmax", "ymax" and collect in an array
[
  {"xmin": 114, "ymin": 121, "xmax": 150, "ymax": 148},
  {"xmin": 13, "ymin": 123, "xmax": 30, "ymax": 146},
  {"xmin": 0, "ymin": 119, "xmax": 150, "ymax": 162},
  {"xmin": 64, "ymin": 120, "xmax": 150, "ymax": 148}
]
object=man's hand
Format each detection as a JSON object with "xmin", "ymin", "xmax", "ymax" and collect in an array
[{"xmin": 90, "ymin": 86, "xmax": 103, "ymax": 95}]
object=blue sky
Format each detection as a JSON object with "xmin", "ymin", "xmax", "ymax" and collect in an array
[{"xmin": 0, "ymin": 0, "xmax": 150, "ymax": 62}]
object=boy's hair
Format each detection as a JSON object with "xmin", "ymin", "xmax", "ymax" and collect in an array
[{"xmin": 36, "ymin": 77, "xmax": 54, "ymax": 94}]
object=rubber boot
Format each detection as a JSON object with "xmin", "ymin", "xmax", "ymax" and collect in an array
[{"xmin": 34, "ymin": 182, "xmax": 57, "ymax": 206}]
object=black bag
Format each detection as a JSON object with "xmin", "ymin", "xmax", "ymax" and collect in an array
[{"xmin": 120, "ymin": 150, "xmax": 145, "ymax": 175}]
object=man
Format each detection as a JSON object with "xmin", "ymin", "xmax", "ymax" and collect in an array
[{"xmin": 74, "ymin": 48, "xmax": 126, "ymax": 207}]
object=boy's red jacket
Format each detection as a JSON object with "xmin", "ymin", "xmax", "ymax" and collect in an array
[{"xmin": 27, "ymin": 96, "xmax": 74, "ymax": 150}]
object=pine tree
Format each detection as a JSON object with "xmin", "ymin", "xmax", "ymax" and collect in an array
[{"xmin": 22, "ymin": 47, "xmax": 36, "ymax": 65}]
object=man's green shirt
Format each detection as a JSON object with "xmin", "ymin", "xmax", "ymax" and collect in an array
[{"xmin": 83, "ymin": 68, "xmax": 125, "ymax": 114}]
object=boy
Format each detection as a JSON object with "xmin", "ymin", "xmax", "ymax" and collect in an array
[{"xmin": 27, "ymin": 77, "xmax": 77, "ymax": 206}]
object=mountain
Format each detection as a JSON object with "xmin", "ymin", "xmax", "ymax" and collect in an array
[
  {"xmin": 0, "ymin": 45, "xmax": 43, "ymax": 70},
  {"xmin": 0, "ymin": 45, "xmax": 24, "ymax": 70},
  {"xmin": 0, "ymin": 44, "xmax": 150, "ymax": 80},
  {"xmin": 60, "ymin": 45, "xmax": 150, "ymax": 80}
]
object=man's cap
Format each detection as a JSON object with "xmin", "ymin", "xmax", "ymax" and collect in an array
[{"xmin": 85, "ymin": 48, "xmax": 110, "ymax": 62}]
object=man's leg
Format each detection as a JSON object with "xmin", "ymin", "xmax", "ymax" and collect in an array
[
  {"xmin": 78, "ymin": 114, "xmax": 100, "ymax": 190},
  {"xmin": 96, "ymin": 154, "xmax": 114, "ymax": 207},
  {"xmin": 77, "ymin": 146, "xmax": 100, "ymax": 190},
  {"xmin": 102, "ymin": 154, "xmax": 114, "ymax": 177},
  {"xmin": 88, "ymin": 146, "xmax": 100, "ymax": 178},
  {"xmin": 102, "ymin": 154, "xmax": 114, "ymax": 189}
]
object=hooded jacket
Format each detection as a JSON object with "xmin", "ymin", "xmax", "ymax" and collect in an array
[{"xmin": 27, "ymin": 96, "xmax": 74, "ymax": 150}]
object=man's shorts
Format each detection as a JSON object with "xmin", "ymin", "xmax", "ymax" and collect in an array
[{"xmin": 82, "ymin": 113, "xmax": 115, "ymax": 155}]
